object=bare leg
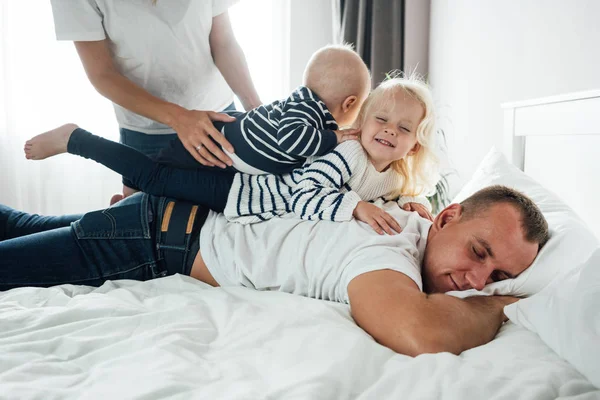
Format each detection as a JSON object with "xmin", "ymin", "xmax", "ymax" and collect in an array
[{"xmin": 24, "ymin": 123, "xmax": 79, "ymax": 160}]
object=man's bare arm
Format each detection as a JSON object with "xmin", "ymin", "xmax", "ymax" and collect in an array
[{"xmin": 348, "ymin": 270, "xmax": 517, "ymax": 356}]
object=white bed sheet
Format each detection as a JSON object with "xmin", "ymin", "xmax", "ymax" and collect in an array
[{"xmin": 0, "ymin": 275, "xmax": 598, "ymax": 400}]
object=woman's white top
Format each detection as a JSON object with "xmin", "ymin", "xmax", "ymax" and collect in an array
[{"xmin": 50, "ymin": 0, "xmax": 238, "ymax": 134}]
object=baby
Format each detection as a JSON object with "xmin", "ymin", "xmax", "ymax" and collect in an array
[{"xmin": 147, "ymin": 43, "xmax": 372, "ymax": 176}]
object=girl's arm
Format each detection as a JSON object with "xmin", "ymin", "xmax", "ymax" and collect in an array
[
  {"xmin": 291, "ymin": 141, "xmax": 404, "ymax": 234},
  {"xmin": 398, "ymin": 196, "xmax": 434, "ymax": 221},
  {"xmin": 290, "ymin": 142, "xmax": 365, "ymax": 222},
  {"xmin": 397, "ymin": 195, "xmax": 433, "ymax": 212},
  {"xmin": 74, "ymin": 40, "xmax": 235, "ymax": 168}
]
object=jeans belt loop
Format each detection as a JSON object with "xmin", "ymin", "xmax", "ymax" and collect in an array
[{"xmin": 159, "ymin": 200, "xmax": 202, "ymax": 276}]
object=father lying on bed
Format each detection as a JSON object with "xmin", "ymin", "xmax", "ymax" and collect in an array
[
  {"xmin": 0, "ymin": 185, "xmax": 549, "ymax": 357},
  {"xmin": 191, "ymin": 184, "xmax": 548, "ymax": 356}
]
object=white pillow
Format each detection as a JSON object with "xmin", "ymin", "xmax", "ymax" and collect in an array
[
  {"xmin": 447, "ymin": 148, "xmax": 599, "ymax": 297},
  {"xmin": 504, "ymin": 248, "xmax": 600, "ymax": 388}
]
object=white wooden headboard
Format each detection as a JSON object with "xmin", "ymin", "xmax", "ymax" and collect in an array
[{"xmin": 502, "ymin": 89, "xmax": 600, "ymax": 239}]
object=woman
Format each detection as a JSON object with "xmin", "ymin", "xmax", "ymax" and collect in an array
[{"xmin": 50, "ymin": 0, "xmax": 261, "ymax": 201}]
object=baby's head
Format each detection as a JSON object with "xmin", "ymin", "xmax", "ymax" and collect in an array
[
  {"xmin": 303, "ymin": 44, "xmax": 371, "ymax": 127},
  {"xmin": 354, "ymin": 72, "xmax": 440, "ymax": 197}
]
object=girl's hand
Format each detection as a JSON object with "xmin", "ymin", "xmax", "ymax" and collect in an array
[
  {"xmin": 353, "ymin": 201, "xmax": 402, "ymax": 235},
  {"xmin": 172, "ymin": 110, "xmax": 237, "ymax": 168},
  {"xmin": 402, "ymin": 202, "xmax": 434, "ymax": 221},
  {"xmin": 334, "ymin": 128, "xmax": 360, "ymax": 144}
]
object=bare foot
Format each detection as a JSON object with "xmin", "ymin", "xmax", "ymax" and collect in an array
[
  {"xmin": 109, "ymin": 184, "xmax": 137, "ymax": 206},
  {"xmin": 109, "ymin": 193, "xmax": 124, "ymax": 206},
  {"xmin": 24, "ymin": 123, "xmax": 79, "ymax": 160}
]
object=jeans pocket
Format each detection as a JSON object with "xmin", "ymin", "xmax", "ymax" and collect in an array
[{"xmin": 73, "ymin": 199, "xmax": 150, "ymax": 240}]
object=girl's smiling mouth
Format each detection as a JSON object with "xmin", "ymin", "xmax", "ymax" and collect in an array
[{"xmin": 375, "ymin": 138, "xmax": 395, "ymax": 147}]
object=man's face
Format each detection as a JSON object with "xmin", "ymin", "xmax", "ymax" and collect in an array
[{"xmin": 422, "ymin": 202, "xmax": 539, "ymax": 293}]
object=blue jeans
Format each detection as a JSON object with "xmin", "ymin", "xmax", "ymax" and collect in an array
[
  {"xmin": 120, "ymin": 102, "xmax": 237, "ymax": 189},
  {"xmin": 0, "ymin": 193, "xmax": 199, "ymax": 291}
]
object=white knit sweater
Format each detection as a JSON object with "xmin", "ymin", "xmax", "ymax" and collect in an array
[{"xmin": 224, "ymin": 141, "xmax": 431, "ymax": 224}]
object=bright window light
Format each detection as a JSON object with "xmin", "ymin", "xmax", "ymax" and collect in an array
[{"xmin": 229, "ymin": 0, "xmax": 290, "ymax": 105}]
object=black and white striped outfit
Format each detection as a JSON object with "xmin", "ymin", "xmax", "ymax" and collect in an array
[
  {"xmin": 222, "ymin": 86, "xmax": 339, "ymax": 174},
  {"xmin": 224, "ymin": 141, "xmax": 432, "ymax": 224}
]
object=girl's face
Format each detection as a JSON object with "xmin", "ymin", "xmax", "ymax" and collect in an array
[{"xmin": 359, "ymin": 91, "xmax": 425, "ymax": 171}]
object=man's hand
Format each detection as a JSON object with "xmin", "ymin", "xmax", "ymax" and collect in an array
[
  {"xmin": 402, "ymin": 202, "xmax": 434, "ymax": 221},
  {"xmin": 497, "ymin": 296, "xmax": 520, "ymax": 322},
  {"xmin": 172, "ymin": 110, "xmax": 237, "ymax": 168},
  {"xmin": 335, "ymin": 128, "xmax": 360, "ymax": 144},
  {"xmin": 353, "ymin": 201, "xmax": 402, "ymax": 235}
]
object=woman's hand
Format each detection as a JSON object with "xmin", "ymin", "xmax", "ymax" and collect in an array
[
  {"xmin": 402, "ymin": 202, "xmax": 434, "ymax": 221},
  {"xmin": 353, "ymin": 201, "xmax": 402, "ymax": 235},
  {"xmin": 172, "ymin": 110, "xmax": 237, "ymax": 168}
]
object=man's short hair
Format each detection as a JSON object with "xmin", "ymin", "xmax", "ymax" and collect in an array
[{"xmin": 460, "ymin": 185, "xmax": 550, "ymax": 249}]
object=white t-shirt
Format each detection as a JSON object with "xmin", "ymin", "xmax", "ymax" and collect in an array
[
  {"xmin": 200, "ymin": 202, "xmax": 431, "ymax": 303},
  {"xmin": 50, "ymin": 0, "xmax": 237, "ymax": 134}
]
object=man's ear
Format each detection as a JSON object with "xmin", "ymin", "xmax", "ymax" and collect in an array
[
  {"xmin": 342, "ymin": 95, "xmax": 358, "ymax": 112},
  {"xmin": 433, "ymin": 203, "xmax": 462, "ymax": 230}
]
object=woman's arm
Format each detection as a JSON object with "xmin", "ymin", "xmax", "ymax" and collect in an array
[
  {"xmin": 74, "ymin": 40, "xmax": 235, "ymax": 168},
  {"xmin": 209, "ymin": 12, "xmax": 261, "ymax": 111}
]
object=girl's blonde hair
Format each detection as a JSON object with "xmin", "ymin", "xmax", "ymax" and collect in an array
[{"xmin": 354, "ymin": 72, "xmax": 440, "ymax": 198}]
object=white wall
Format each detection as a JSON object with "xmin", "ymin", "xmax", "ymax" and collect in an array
[
  {"xmin": 429, "ymin": 0, "xmax": 600, "ymax": 196},
  {"xmin": 287, "ymin": 0, "xmax": 335, "ymax": 91},
  {"xmin": 404, "ymin": 0, "xmax": 430, "ymax": 77}
]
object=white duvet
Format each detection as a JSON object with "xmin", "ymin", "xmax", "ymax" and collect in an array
[{"xmin": 0, "ymin": 275, "xmax": 598, "ymax": 400}]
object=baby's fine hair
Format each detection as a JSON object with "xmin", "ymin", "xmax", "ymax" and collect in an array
[
  {"xmin": 303, "ymin": 43, "xmax": 371, "ymax": 108},
  {"xmin": 354, "ymin": 71, "xmax": 440, "ymax": 198}
]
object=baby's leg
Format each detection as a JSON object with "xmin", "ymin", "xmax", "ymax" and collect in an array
[
  {"xmin": 24, "ymin": 123, "xmax": 78, "ymax": 160},
  {"xmin": 65, "ymin": 128, "xmax": 235, "ymax": 210}
]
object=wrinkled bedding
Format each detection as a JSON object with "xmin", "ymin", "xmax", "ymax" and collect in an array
[{"xmin": 0, "ymin": 275, "xmax": 597, "ymax": 399}]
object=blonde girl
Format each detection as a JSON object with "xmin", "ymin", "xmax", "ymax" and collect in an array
[{"xmin": 224, "ymin": 73, "xmax": 440, "ymax": 234}]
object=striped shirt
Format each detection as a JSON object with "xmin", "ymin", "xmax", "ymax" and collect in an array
[
  {"xmin": 222, "ymin": 86, "xmax": 339, "ymax": 174},
  {"xmin": 224, "ymin": 141, "xmax": 432, "ymax": 224}
]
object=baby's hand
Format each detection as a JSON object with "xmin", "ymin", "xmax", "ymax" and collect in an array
[
  {"xmin": 402, "ymin": 202, "xmax": 434, "ymax": 221},
  {"xmin": 353, "ymin": 201, "xmax": 402, "ymax": 235},
  {"xmin": 334, "ymin": 128, "xmax": 360, "ymax": 144}
]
